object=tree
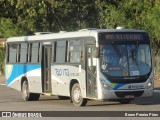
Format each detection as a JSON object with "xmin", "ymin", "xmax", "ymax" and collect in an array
[
  {"xmin": 0, "ymin": 0, "xmax": 160, "ymax": 75},
  {"xmin": 0, "ymin": 18, "xmax": 25, "ymax": 37},
  {"xmin": 0, "ymin": 0, "xmax": 99, "ymax": 33},
  {"xmin": 98, "ymin": 0, "xmax": 160, "ymax": 46}
]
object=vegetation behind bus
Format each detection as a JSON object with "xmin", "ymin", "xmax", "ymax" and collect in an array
[
  {"xmin": 0, "ymin": 0, "xmax": 160, "ymax": 77},
  {"xmin": 0, "ymin": 47, "xmax": 5, "ymax": 75}
]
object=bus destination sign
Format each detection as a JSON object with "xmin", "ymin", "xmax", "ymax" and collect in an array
[{"xmin": 105, "ymin": 34, "xmax": 144, "ymax": 40}]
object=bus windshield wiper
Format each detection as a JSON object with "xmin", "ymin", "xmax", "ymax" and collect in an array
[
  {"xmin": 135, "ymin": 41, "xmax": 139, "ymax": 56},
  {"xmin": 112, "ymin": 44, "xmax": 121, "ymax": 58}
]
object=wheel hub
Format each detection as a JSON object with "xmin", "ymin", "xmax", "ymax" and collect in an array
[{"xmin": 73, "ymin": 88, "xmax": 81, "ymax": 103}]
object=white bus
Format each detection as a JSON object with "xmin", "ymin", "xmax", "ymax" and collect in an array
[{"xmin": 5, "ymin": 28, "xmax": 153, "ymax": 106}]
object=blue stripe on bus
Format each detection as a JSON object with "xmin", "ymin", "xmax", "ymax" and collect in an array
[
  {"xmin": 105, "ymin": 79, "xmax": 126, "ymax": 90},
  {"xmin": 5, "ymin": 64, "xmax": 41, "ymax": 85},
  {"xmin": 112, "ymin": 84, "xmax": 125, "ymax": 90}
]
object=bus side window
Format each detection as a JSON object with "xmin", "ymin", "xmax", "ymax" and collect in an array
[
  {"xmin": 29, "ymin": 43, "xmax": 39, "ymax": 63},
  {"xmin": 55, "ymin": 41, "xmax": 67, "ymax": 63},
  {"xmin": 20, "ymin": 43, "xmax": 28, "ymax": 63},
  {"xmin": 8, "ymin": 44, "xmax": 18, "ymax": 63},
  {"xmin": 69, "ymin": 40, "xmax": 83, "ymax": 63}
]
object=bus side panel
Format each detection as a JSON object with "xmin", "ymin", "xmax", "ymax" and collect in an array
[
  {"xmin": 5, "ymin": 64, "xmax": 42, "ymax": 93},
  {"xmin": 68, "ymin": 65, "xmax": 86, "ymax": 98},
  {"xmin": 51, "ymin": 65, "xmax": 86, "ymax": 97},
  {"xmin": 26, "ymin": 70, "xmax": 42, "ymax": 93},
  {"xmin": 51, "ymin": 65, "xmax": 70, "ymax": 96},
  {"xmin": 140, "ymin": 72, "xmax": 154, "ymax": 97}
]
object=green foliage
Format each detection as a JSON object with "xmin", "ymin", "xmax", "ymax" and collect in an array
[
  {"xmin": 0, "ymin": 18, "xmax": 25, "ymax": 38},
  {"xmin": 0, "ymin": 0, "xmax": 160, "ymax": 74},
  {"xmin": 0, "ymin": 47, "xmax": 5, "ymax": 74},
  {"xmin": 0, "ymin": 0, "xmax": 159, "ymax": 40},
  {"xmin": 98, "ymin": 0, "xmax": 160, "ymax": 49},
  {"xmin": 1, "ymin": 0, "xmax": 99, "ymax": 33}
]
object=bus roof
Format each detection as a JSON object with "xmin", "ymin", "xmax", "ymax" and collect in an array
[{"xmin": 6, "ymin": 29, "xmax": 147, "ymax": 42}]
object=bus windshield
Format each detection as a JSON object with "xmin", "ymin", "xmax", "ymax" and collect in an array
[{"xmin": 100, "ymin": 43, "xmax": 151, "ymax": 77}]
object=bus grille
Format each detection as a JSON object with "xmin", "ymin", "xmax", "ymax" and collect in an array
[{"xmin": 115, "ymin": 91, "xmax": 144, "ymax": 98}]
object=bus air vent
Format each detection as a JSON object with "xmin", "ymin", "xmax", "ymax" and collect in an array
[
  {"xmin": 115, "ymin": 91, "xmax": 144, "ymax": 98},
  {"xmin": 34, "ymin": 32, "xmax": 52, "ymax": 35},
  {"xmin": 59, "ymin": 31, "xmax": 67, "ymax": 33},
  {"xmin": 78, "ymin": 28, "xmax": 98, "ymax": 31},
  {"xmin": 116, "ymin": 27, "xmax": 125, "ymax": 29}
]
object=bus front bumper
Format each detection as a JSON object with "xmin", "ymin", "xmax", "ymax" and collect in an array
[{"xmin": 98, "ymin": 88, "xmax": 154, "ymax": 101}]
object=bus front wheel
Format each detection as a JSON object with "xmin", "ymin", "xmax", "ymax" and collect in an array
[
  {"xmin": 71, "ymin": 83, "xmax": 87, "ymax": 107},
  {"xmin": 22, "ymin": 80, "xmax": 40, "ymax": 101}
]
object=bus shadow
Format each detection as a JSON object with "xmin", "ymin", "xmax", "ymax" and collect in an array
[
  {"xmin": 39, "ymin": 96, "xmax": 70, "ymax": 101},
  {"xmin": 133, "ymin": 90, "xmax": 160, "ymax": 105},
  {"xmin": 39, "ymin": 97, "xmax": 60, "ymax": 101},
  {"xmin": 87, "ymin": 91, "xmax": 160, "ymax": 106},
  {"xmin": 38, "ymin": 99, "xmax": 59, "ymax": 101},
  {"xmin": 87, "ymin": 102, "xmax": 123, "ymax": 107}
]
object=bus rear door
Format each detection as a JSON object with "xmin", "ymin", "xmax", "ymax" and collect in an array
[{"xmin": 41, "ymin": 45, "xmax": 52, "ymax": 93}]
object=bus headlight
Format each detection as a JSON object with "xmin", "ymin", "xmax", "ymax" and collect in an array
[
  {"xmin": 100, "ymin": 78, "xmax": 110, "ymax": 90},
  {"xmin": 146, "ymin": 81, "xmax": 152, "ymax": 89}
]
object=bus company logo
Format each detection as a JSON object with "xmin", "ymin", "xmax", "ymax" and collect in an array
[
  {"xmin": 128, "ymin": 85, "xmax": 144, "ymax": 89},
  {"xmin": 128, "ymin": 85, "xmax": 132, "ymax": 89}
]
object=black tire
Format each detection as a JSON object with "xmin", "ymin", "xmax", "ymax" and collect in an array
[
  {"xmin": 71, "ymin": 83, "xmax": 87, "ymax": 107},
  {"xmin": 58, "ymin": 96, "xmax": 70, "ymax": 100},
  {"xmin": 22, "ymin": 80, "xmax": 40, "ymax": 101},
  {"xmin": 118, "ymin": 99, "xmax": 133, "ymax": 104}
]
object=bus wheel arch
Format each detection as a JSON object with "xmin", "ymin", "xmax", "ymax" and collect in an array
[
  {"xmin": 70, "ymin": 79, "xmax": 87, "ymax": 107},
  {"xmin": 21, "ymin": 77, "xmax": 40, "ymax": 101},
  {"xmin": 70, "ymin": 79, "xmax": 79, "ymax": 96}
]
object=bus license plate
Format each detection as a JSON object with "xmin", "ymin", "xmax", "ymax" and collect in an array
[{"xmin": 125, "ymin": 95, "xmax": 135, "ymax": 98}]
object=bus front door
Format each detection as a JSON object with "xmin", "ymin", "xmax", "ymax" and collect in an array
[
  {"xmin": 41, "ymin": 45, "xmax": 52, "ymax": 93},
  {"xmin": 86, "ymin": 45, "xmax": 97, "ymax": 98}
]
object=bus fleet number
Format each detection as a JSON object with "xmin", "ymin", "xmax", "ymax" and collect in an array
[{"xmin": 55, "ymin": 69, "xmax": 69, "ymax": 76}]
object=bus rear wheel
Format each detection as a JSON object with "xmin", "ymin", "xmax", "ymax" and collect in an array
[
  {"xmin": 71, "ymin": 83, "xmax": 87, "ymax": 107},
  {"xmin": 22, "ymin": 80, "xmax": 40, "ymax": 101}
]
